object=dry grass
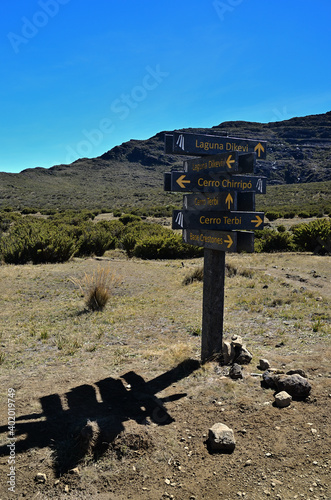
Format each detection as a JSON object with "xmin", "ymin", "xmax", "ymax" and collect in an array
[{"xmin": 70, "ymin": 265, "xmax": 122, "ymax": 311}]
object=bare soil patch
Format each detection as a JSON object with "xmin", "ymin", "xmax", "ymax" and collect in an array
[{"xmin": 0, "ymin": 252, "xmax": 330, "ymax": 499}]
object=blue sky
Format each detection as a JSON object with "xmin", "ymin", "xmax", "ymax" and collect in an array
[{"xmin": 1, "ymin": 0, "xmax": 330, "ymax": 173}]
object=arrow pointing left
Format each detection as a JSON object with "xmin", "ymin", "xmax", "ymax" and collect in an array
[
  {"xmin": 176, "ymin": 174, "xmax": 191, "ymax": 189},
  {"xmin": 226, "ymin": 154, "xmax": 235, "ymax": 169}
]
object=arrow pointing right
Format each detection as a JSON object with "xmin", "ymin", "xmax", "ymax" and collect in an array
[
  {"xmin": 224, "ymin": 234, "xmax": 233, "ymax": 248},
  {"xmin": 251, "ymin": 215, "xmax": 263, "ymax": 228}
]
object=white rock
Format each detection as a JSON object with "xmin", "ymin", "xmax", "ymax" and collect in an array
[
  {"xmin": 275, "ymin": 391, "xmax": 292, "ymax": 408},
  {"xmin": 35, "ymin": 473, "xmax": 47, "ymax": 483}
]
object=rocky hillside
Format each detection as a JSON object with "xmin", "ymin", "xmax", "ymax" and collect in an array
[{"xmin": 0, "ymin": 112, "xmax": 330, "ymax": 210}]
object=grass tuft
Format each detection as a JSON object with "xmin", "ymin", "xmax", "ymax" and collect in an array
[
  {"xmin": 182, "ymin": 266, "xmax": 203, "ymax": 285},
  {"xmin": 70, "ymin": 266, "xmax": 122, "ymax": 312}
]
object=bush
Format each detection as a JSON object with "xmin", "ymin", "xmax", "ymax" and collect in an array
[
  {"xmin": 254, "ymin": 229, "xmax": 294, "ymax": 252},
  {"xmin": 0, "ymin": 219, "xmax": 77, "ymax": 264},
  {"xmin": 76, "ymin": 222, "xmax": 116, "ymax": 257},
  {"xmin": 119, "ymin": 214, "xmax": 141, "ymax": 225},
  {"xmin": 292, "ymin": 218, "xmax": 331, "ymax": 254},
  {"xmin": 283, "ymin": 211, "xmax": 296, "ymax": 219},
  {"xmin": 133, "ymin": 234, "xmax": 203, "ymax": 259},
  {"xmin": 298, "ymin": 211, "xmax": 310, "ymax": 218},
  {"xmin": 265, "ymin": 211, "xmax": 281, "ymax": 221}
]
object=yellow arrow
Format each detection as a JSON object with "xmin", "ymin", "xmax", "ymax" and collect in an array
[
  {"xmin": 225, "ymin": 193, "xmax": 234, "ymax": 210},
  {"xmin": 224, "ymin": 234, "xmax": 233, "ymax": 248},
  {"xmin": 251, "ymin": 215, "xmax": 263, "ymax": 228},
  {"xmin": 254, "ymin": 142, "xmax": 265, "ymax": 157},
  {"xmin": 226, "ymin": 154, "xmax": 235, "ymax": 169},
  {"xmin": 176, "ymin": 174, "xmax": 191, "ymax": 189}
]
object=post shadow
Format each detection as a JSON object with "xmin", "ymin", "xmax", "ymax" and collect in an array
[{"xmin": 0, "ymin": 359, "xmax": 200, "ymax": 476}]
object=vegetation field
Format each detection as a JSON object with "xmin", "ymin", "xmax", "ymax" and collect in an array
[{"xmin": 0, "ymin": 250, "xmax": 330, "ymax": 499}]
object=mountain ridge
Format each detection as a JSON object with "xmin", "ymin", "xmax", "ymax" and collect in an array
[{"xmin": 0, "ymin": 111, "xmax": 330, "ymax": 210}]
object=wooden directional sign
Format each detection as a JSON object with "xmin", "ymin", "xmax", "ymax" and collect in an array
[
  {"xmin": 183, "ymin": 229, "xmax": 254, "ymax": 253},
  {"xmin": 184, "ymin": 152, "xmax": 255, "ymax": 174},
  {"xmin": 183, "ymin": 192, "xmax": 255, "ymax": 212},
  {"xmin": 165, "ymin": 171, "xmax": 266, "ymax": 194},
  {"xmin": 166, "ymin": 132, "xmax": 267, "ymax": 159},
  {"xmin": 183, "ymin": 192, "xmax": 237, "ymax": 211},
  {"xmin": 173, "ymin": 210, "xmax": 264, "ymax": 231}
]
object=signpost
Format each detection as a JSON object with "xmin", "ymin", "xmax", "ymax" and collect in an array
[{"xmin": 164, "ymin": 130, "xmax": 267, "ymax": 363}]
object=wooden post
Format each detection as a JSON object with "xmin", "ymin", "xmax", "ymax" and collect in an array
[{"xmin": 201, "ymin": 249, "xmax": 225, "ymax": 363}]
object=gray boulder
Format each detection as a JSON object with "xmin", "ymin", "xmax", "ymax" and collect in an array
[{"xmin": 263, "ymin": 371, "xmax": 311, "ymax": 400}]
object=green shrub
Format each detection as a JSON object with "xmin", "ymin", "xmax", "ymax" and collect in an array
[
  {"xmin": 292, "ymin": 218, "xmax": 331, "ymax": 254},
  {"xmin": 119, "ymin": 213, "xmax": 141, "ymax": 225},
  {"xmin": 21, "ymin": 207, "xmax": 38, "ymax": 215},
  {"xmin": 283, "ymin": 211, "xmax": 296, "ymax": 219},
  {"xmin": 298, "ymin": 211, "xmax": 310, "ymax": 218},
  {"xmin": 265, "ymin": 211, "xmax": 281, "ymax": 221},
  {"xmin": 133, "ymin": 234, "xmax": 202, "ymax": 259},
  {"xmin": 120, "ymin": 234, "xmax": 137, "ymax": 257},
  {"xmin": 0, "ymin": 219, "xmax": 77, "ymax": 264},
  {"xmin": 254, "ymin": 229, "xmax": 294, "ymax": 252},
  {"xmin": 76, "ymin": 222, "xmax": 116, "ymax": 257}
]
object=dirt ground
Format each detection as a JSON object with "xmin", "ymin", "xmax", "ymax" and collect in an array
[{"xmin": 0, "ymin": 251, "xmax": 330, "ymax": 500}]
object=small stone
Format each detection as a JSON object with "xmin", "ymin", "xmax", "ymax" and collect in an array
[
  {"xmin": 235, "ymin": 346, "xmax": 253, "ymax": 365},
  {"xmin": 275, "ymin": 391, "xmax": 292, "ymax": 408},
  {"xmin": 209, "ymin": 423, "xmax": 236, "ymax": 452},
  {"xmin": 231, "ymin": 335, "xmax": 243, "ymax": 346},
  {"xmin": 222, "ymin": 340, "xmax": 235, "ymax": 365},
  {"xmin": 35, "ymin": 473, "xmax": 47, "ymax": 484},
  {"xmin": 229, "ymin": 363, "xmax": 243, "ymax": 380},
  {"xmin": 165, "ymin": 479, "xmax": 171, "ymax": 485},
  {"xmin": 259, "ymin": 359, "xmax": 270, "ymax": 370},
  {"xmin": 286, "ymin": 369, "xmax": 307, "ymax": 378},
  {"xmin": 69, "ymin": 467, "xmax": 80, "ymax": 475},
  {"xmin": 64, "ymin": 485, "xmax": 69, "ymax": 493}
]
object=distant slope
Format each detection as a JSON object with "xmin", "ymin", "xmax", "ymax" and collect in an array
[{"xmin": 0, "ymin": 112, "xmax": 330, "ymax": 210}]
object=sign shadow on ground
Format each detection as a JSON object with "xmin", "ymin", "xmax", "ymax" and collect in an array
[{"xmin": 0, "ymin": 359, "xmax": 200, "ymax": 475}]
